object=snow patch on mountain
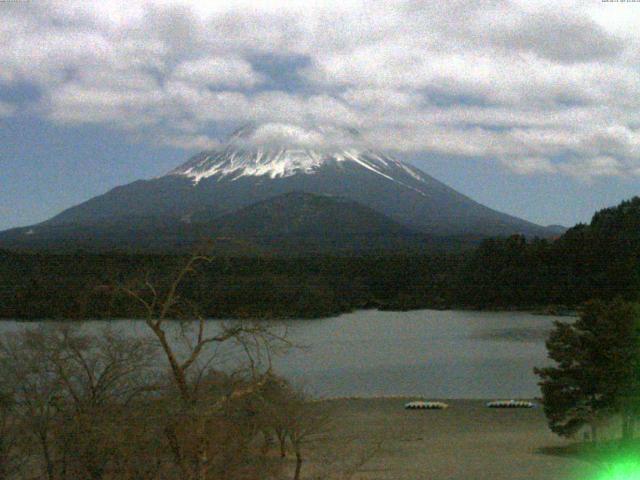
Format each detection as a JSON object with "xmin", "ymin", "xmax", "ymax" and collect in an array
[
  {"xmin": 173, "ymin": 148, "xmax": 327, "ymax": 183},
  {"xmin": 400, "ymin": 163, "xmax": 427, "ymax": 182}
]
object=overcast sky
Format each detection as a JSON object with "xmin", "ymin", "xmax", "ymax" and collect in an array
[{"xmin": 2, "ymin": 0, "xmax": 640, "ymax": 230}]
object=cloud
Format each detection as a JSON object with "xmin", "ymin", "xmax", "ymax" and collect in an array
[
  {"xmin": 171, "ymin": 56, "xmax": 264, "ymax": 88},
  {"xmin": 1, "ymin": 0, "xmax": 640, "ymax": 180},
  {"xmin": 162, "ymin": 133, "xmax": 221, "ymax": 150},
  {"xmin": 501, "ymin": 157, "xmax": 558, "ymax": 175},
  {"xmin": 0, "ymin": 101, "xmax": 15, "ymax": 118},
  {"xmin": 489, "ymin": 11, "xmax": 623, "ymax": 64},
  {"xmin": 232, "ymin": 123, "xmax": 328, "ymax": 149},
  {"xmin": 558, "ymin": 156, "xmax": 625, "ymax": 181},
  {"xmin": 47, "ymin": 83, "xmax": 165, "ymax": 127},
  {"xmin": 228, "ymin": 122, "xmax": 366, "ymax": 150}
]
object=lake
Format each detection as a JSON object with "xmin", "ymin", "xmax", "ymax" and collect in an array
[{"xmin": 0, "ymin": 309, "xmax": 565, "ymax": 399}]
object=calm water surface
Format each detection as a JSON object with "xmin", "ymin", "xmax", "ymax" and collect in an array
[{"xmin": 0, "ymin": 310, "xmax": 565, "ymax": 399}]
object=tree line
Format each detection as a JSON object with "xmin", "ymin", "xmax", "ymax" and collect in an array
[
  {"xmin": 0, "ymin": 251, "xmax": 456, "ymax": 320},
  {"xmin": 2, "ymin": 196, "xmax": 640, "ymax": 320}
]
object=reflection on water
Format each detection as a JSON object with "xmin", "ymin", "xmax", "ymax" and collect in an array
[
  {"xmin": 472, "ymin": 327, "xmax": 553, "ymax": 342},
  {"xmin": 0, "ymin": 309, "xmax": 565, "ymax": 399}
]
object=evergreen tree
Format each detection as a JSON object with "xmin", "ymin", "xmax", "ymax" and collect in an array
[{"xmin": 535, "ymin": 299, "xmax": 640, "ymax": 441}]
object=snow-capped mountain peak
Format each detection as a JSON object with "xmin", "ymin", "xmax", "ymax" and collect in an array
[{"xmin": 167, "ymin": 123, "xmax": 417, "ymax": 186}]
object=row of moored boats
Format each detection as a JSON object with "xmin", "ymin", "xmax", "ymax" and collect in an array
[{"xmin": 404, "ymin": 400, "xmax": 536, "ymax": 410}]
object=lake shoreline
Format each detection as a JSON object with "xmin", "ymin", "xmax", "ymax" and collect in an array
[
  {"xmin": 0, "ymin": 304, "xmax": 578, "ymax": 322},
  {"xmin": 313, "ymin": 395, "xmax": 541, "ymax": 401}
]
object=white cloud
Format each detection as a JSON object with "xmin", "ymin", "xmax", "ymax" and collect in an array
[
  {"xmin": 171, "ymin": 56, "xmax": 263, "ymax": 88},
  {"xmin": 242, "ymin": 123, "xmax": 324, "ymax": 147},
  {"xmin": 1, "ymin": 0, "xmax": 640, "ymax": 179},
  {"xmin": 501, "ymin": 157, "xmax": 558, "ymax": 175},
  {"xmin": 229, "ymin": 122, "xmax": 367, "ymax": 150},
  {"xmin": 558, "ymin": 156, "xmax": 625, "ymax": 181},
  {"xmin": 161, "ymin": 133, "xmax": 221, "ymax": 150}
]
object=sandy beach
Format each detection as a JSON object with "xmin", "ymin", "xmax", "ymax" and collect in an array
[{"xmin": 300, "ymin": 398, "xmax": 599, "ymax": 480}]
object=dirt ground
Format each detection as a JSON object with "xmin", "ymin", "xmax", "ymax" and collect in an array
[{"xmin": 302, "ymin": 398, "xmax": 599, "ymax": 480}]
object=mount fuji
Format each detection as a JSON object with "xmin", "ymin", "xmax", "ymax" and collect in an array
[{"xmin": 0, "ymin": 123, "xmax": 558, "ymax": 252}]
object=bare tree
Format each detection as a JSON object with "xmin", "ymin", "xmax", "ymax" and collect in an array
[
  {"xmin": 0, "ymin": 329, "xmax": 65, "ymax": 480},
  {"xmin": 118, "ymin": 254, "xmax": 287, "ymax": 401},
  {"xmin": 287, "ymin": 397, "xmax": 331, "ymax": 480},
  {"xmin": 261, "ymin": 383, "xmax": 382, "ymax": 480},
  {"xmin": 0, "ymin": 326, "xmax": 158, "ymax": 480},
  {"xmin": 258, "ymin": 379, "xmax": 332, "ymax": 480},
  {"xmin": 311, "ymin": 436, "xmax": 385, "ymax": 480},
  {"xmin": 117, "ymin": 252, "xmax": 290, "ymax": 480}
]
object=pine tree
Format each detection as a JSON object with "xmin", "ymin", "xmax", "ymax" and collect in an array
[{"xmin": 535, "ymin": 299, "xmax": 640, "ymax": 441}]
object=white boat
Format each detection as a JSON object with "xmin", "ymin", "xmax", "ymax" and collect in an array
[
  {"xmin": 486, "ymin": 400, "xmax": 535, "ymax": 409},
  {"xmin": 404, "ymin": 401, "xmax": 448, "ymax": 410}
]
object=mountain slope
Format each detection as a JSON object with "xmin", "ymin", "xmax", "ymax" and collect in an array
[
  {"xmin": 0, "ymin": 192, "xmax": 454, "ymax": 253},
  {"xmin": 201, "ymin": 191, "xmax": 433, "ymax": 253}
]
